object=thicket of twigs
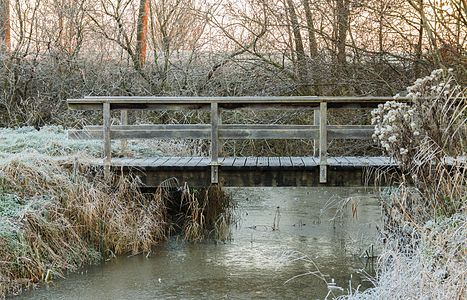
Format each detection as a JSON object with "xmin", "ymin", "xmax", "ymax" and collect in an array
[
  {"xmin": 0, "ymin": 152, "xmax": 234, "ymax": 298},
  {"xmin": 341, "ymin": 69, "xmax": 466, "ymax": 299}
]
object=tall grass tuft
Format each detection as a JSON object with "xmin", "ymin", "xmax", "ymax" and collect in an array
[{"xmin": 180, "ymin": 183, "xmax": 235, "ymax": 241}]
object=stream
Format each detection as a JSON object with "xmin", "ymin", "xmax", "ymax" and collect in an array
[{"xmin": 17, "ymin": 187, "xmax": 382, "ymax": 299}]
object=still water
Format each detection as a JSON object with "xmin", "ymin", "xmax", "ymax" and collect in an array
[{"xmin": 17, "ymin": 187, "xmax": 382, "ymax": 299}]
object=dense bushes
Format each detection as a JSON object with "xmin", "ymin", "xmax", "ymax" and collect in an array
[{"xmin": 342, "ymin": 70, "xmax": 466, "ymax": 299}]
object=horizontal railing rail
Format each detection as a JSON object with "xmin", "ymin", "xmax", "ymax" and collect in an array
[
  {"xmin": 71, "ymin": 124, "xmax": 373, "ymax": 140},
  {"xmin": 67, "ymin": 96, "xmax": 409, "ymax": 183},
  {"xmin": 67, "ymin": 96, "xmax": 411, "ymax": 110}
]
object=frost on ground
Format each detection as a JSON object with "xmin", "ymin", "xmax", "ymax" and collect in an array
[
  {"xmin": 0, "ymin": 126, "xmax": 203, "ymax": 159},
  {"xmin": 339, "ymin": 214, "xmax": 466, "ymax": 300}
]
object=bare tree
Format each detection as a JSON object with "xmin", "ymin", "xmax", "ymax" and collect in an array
[
  {"xmin": 302, "ymin": 0, "xmax": 318, "ymax": 58},
  {"xmin": 336, "ymin": 0, "xmax": 350, "ymax": 67},
  {"xmin": 136, "ymin": 0, "xmax": 150, "ymax": 68},
  {"xmin": 285, "ymin": 0, "xmax": 309, "ymax": 94},
  {"xmin": 0, "ymin": 0, "xmax": 10, "ymax": 52}
]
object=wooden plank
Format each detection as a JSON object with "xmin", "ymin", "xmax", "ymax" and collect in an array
[
  {"xmin": 319, "ymin": 102, "xmax": 327, "ymax": 183},
  {"xmin": 279, "ymin": 157, "xmax": 292, "ymax": 168},
  {"xmin": 68, "ymin": 127, "xmax": 210, "ymax": 140},
  {"xmin": 360, "ymin": 157, "xmax": 372, "ymax": 166},
  {"xmin": 110, "ymin": 157, "xmax": 128, "ymax": 166},
  {"xmin": 339, "ymin": 157, "xmax": 353, "ymax": 165},
  {"xmin": 139, "ymin": 157, "xmax": 162, "ymax": 166},
  {"xmin": 219, "ymin": 125, "xmax": 319, "ymax": 140},
  {"xmin": 161, "ymin": 157, "xmax": 183, "ymax": 167},
  {"xmin": 72, "ymin": 124, "xmax": 372, "ymax": 141},
  {"xmin": 366, "ymin": 157, "xmax": 385, "ymax": 166},
  {"xmin": 120, "ymin": 110, "xmax": 128, "ymax": 153},
  {"xmin": 70, "ymin": 96, "xmax": 410, "ymax": 105},
  {"xmin": 231, "ymin": 157, "xmax": 246, "ymax": 167},
  {"xmin": 68, "ymin": 96, "xmax": 414, "ymax": 112},
  {"xmin": 377, "ymin": 157, "xmax": 391, "ymax": 165},
  {"xmin": 152, "ymin": 157, "xmax": 171, "ymax": 167},
  {"xmin": 313, "ymin": 108, "xmax": 320, "ymax": 157},
  {"xmin": 71, "ymin": 125, "xmax": 320, "ymax": 140},
  {"xmin": 269, "ymin": 157, "xmax": 281, "ymax": 168},
  {"xmin": 77, "ymin": 96, "xmax": 411, "ymax": 104},
  {"xmin": 125, "ymin": 157, "xmax": 149, "ymax": 167},
  {"xmin": 345, "ymin": 157, "xmax": 360, "ymax": 167},
  {"xmin": 185, "ymin": 157, "xmax": 203, "ymax": 167},
  {"xmin": 103, "ymin": 102, "xmax": 111, "ymax": 179},
  {"xmin": 86, "ymin": 124, "xmax": 210, "ymax": 130},
  {"xmin": 328, "ymin": 125, "xmax": 373, "ymax": 139},
  {"xmin": 302, "ymin": 156, "xmax": 318, "ymax": 167},
  {"xmin": 123, "ymin": 157, "xmax": 147, "ymax": 167},
  {"xmin": 211, "ymin": 103, "xmax": 219, "ymax": 183},
  {"xmin": 328, "ymin": 156, "xmax": 349, "ymax": 166},
  {"xmin": 327, "ymin": 157, "xmax": 340, "ymax": 166},
  {"xmin": 175, "ymin": 157, "xmax": 193, "ymax": 167},
  {"xmin": 245, "ymin": 157, "xmax": 258, "ymax": 167},
  {"xmin": 291, "ymin": 157, "xmax": 305, "ymax": 168},
  {"xmin": 257, "ymin": 157, "xmax": 269, "ymax": 168},
  {"xmin": 222, "ymin": 157, "xmax": 236, "ymax": 167},
  {"xmin": 198, "ymin": 157, "xmax": 211, "ymax": 167}
]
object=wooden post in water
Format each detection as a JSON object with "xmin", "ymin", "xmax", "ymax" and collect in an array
[
  {"xmin": 319, "ymin": 102, "xmax": 327, "ymax": 183},
  {"xmin": 120, "ymin": 110, "xmax": 128, "ymax": 154},
  {"xmin": 103, "ymin": 102, "xmax": 111, "ymax": 180},
  {"xmin": 210, "ymin": 102, "xmax": 219, "ymax": 184},
  {"xmin": 313, "ymin": 108, "xmax": 320, "ymax": 157}
]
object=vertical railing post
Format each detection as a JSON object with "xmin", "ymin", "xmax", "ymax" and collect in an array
[
  {"xmin": 319, "ymin": 101, "xmax": 327, "ymax": 183},
  {"xmin": 103, "ymin": 102, "xmax": 111, "ymax": 180},
  {"xmin": 313, "ymin": 107, "xmax": 320, "ymax": 157},
  {"xmin": 120, "ymin": 110, "xmax": 128, "ymax": 154},
  {"xmin": 210, "ymin": 102, "xmax": 219, "ymax": 184}
]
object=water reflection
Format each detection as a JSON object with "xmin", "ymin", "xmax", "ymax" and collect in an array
[{"xmin": 17, "ymin": 187, "xmax": 381, "ymax": 299}]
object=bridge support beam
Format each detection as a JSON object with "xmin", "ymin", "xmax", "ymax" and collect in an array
[
  {"xmin": 211, "ymin": 102, "xmax": 219, "ymax": 184},
  {"xmin": 103, "ymin": 102, "xmax": 111, "ymax": 180},
  {"xmin": 319, "ymin": 102, "xmax": 327, "ymax": 183}
]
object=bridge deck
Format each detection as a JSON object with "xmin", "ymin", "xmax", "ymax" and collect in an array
[
  {"xmin": 103, "ymin": 156, "xmax": 396, "ymax": 169},
  {"xmin": 70, "ymin": 156, "xmax": 403, "ymax": 187}
]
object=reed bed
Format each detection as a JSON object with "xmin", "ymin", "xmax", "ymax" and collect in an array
[{"xmin": 0, "ymin": 152, "xmax": 233, "ymax": 298}]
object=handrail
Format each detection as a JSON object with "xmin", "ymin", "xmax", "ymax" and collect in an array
[
  {"xmin": 67, "ymin": 96, "xmax": 405, "ymax": 183},
  {"xmin": 67, "ymin": 96, "xmax": 411, "ymax": 109},
  {"xmin": 73, "ymin": 95, "xmax": 410, "ymax": 102}
]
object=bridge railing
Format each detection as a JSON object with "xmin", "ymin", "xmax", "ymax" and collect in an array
[{"xmin": 67, "ymin": 96, "xmax": 411, "ymax": 183}]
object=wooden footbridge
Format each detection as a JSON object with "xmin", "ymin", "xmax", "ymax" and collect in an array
[{"xmin": 67, "ymin": 96, "xmax": 410, "ymax": 187}]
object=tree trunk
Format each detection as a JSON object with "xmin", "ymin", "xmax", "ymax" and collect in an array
[
  {"xmin": 0, "ymin": 0, "xmax": 10, "ymax": 53},
  {"xmin": 407, "ymin": 0, "xmax": 440, "ymax": 67},
  {"xmin": 285, "ymin": 0, "xmax": 309, "ymax": 94},
  {"xmin": 136, "ymin": 0, "xmax": 150, "ymax": 69},
  {"xmin": 336, "ymin": 0, "xmax": 350, "ymax": 67},
  {"xmin": 302, "ymin": 0, "xmax": 318, "ymax": 58},
  {"xmin": 302, "ymin": 0, "xmax": 321, "ymax": 95},
  {"xmin": 415, "ymin": 0, "xmax": 424, "ymax": 77}
]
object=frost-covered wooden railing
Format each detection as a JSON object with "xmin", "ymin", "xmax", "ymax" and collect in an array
[{"xmin": 67, "ymin": 96, "xmax": 411, "ymax": 183}]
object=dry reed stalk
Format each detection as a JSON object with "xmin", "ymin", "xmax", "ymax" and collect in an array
[
  {"xmin": 341, "ymin": 69, "xmax": 467, "ymax": 299},
  {"xmin": 0, "ymin": 153, "xmax": 235, "ymax": 298}
]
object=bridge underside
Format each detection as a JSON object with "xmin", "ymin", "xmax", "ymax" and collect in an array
[{"xmin": 89, "ymin": 156, "xmax": 399, "ymax": 187}]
